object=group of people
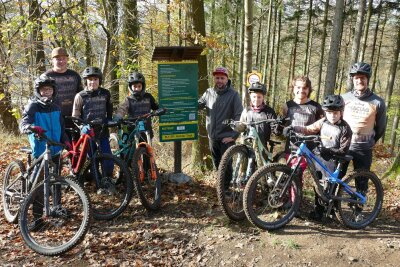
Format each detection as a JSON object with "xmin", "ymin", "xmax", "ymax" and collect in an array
[
  {"xmin": 18, "ymin": 46, "xmax": 386, "ymax": 222},
  {"xmin": 20, "ymin": 47, "xmax": 158, "ymax": 166},
  {"xmin": 198, "ymin": 63, "xmax": 386, "ymax": 221}
]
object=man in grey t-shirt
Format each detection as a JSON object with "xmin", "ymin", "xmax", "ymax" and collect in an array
[{"xmin": 44, "ymin": 47, "xmax": 83, "ymax": 130}]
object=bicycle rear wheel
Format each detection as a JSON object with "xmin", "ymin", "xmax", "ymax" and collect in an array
[
  {"xmin": 79, "ymin": 153, "xmax": 133, "ymax": 220},
  {"xmin": 335, "ymin": 170, "xmax": 383, "ymax": 229},
  {"xmin": 132, "ymin": 146, "xmax": 161, "ymax": 211},
  {"xmin": 19, "ymin": 176, "xmax": 90, "ymax": 256},
  {"xmin": 3, "ymin": 160, "xmax": 26, "ymax": 223},
  {"xmin": 217, "ymin": 144, "xmax": 252, "ymax": 221},
  {"xmin": 244, "ymin": 163, "xmax": 301, "ymax": 230}
]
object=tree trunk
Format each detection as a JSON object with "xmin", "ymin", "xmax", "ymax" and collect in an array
[
  {"xmin": 123, "ymin": 0, "xmax": 138, "ymax": 71},
  {"xmin": 255, "ymin": 16, "xmax": 262, "ymax": 70},
  {"xmin": 242, "ymin": 0, "xmax": 253, "ymax": 106},
  {"xmin": 359, "ymin": 0, "xmax": 373, "ymax": 62},
  {"xmin": 167, "ymin": 0, "xmax": 171, "ymax": 45},
  {"xmin": 290, "ymin": 5, "xmax": 300, "ymax": 82},
  {"xmin": 238, "ymin": 6, "xmax": 245, "ymax": 98},
  {"xmin": 262, "ymin": 0, "xmax": 273, "ymax": 84},
  {"xmin": 384, "ymin": 23, "xmax": 400, "ymax": 110},
  {"xmin": 266, "ymin": 3, "xmax": 277, "ymax": 105},
  {"xmin": 346, "ymin": 0, "xmax": 366, "ymax": 92},
  {"xmin": 324, "ymin": 0, "xmax": 345, "ymax": 96},
  {"xmin": 0, "ymin": 4, "xmax": 18, "ymax": 133},
  {"xmin": 106, "ymin": 0, "xmax": 120, "ymax": 104},
  {"xmin": 232, "ymin": 1, "xmax": 241, "ymax": 85},
  {"xmin": 316, "ymin": 0, "xmax": 329, "ymax": 102},
  {"xmin": 29, "ymin": 0, "xmax": 45, "ymax": 74},
  {"xmin": 271, "ymin": 6, "xmax": 282, "ymax": 109},
  {"xmin": 303, "ymin": 0, "xmax": 313, "ymax": 75},
  {"xmin": 190, "ymin": 0, "xmax": 212, "ymax": 171},
  {"xmin": 371, "ymin": 14, "xmax": 387, "ymax": 92},
  {"xmin": 209, "ymin": 0, "xmax": 215, "ymax": 76},
  {"xmin": 383, "ymin": 23, "xmax": 400, "ymax": 144},
  {"xmin": 370, "ymin": 8, "xmax": 381, "ymax": 65},
  {"xmin": 389, "ymin": 102, "xmax": 400, "ymax": 155}
]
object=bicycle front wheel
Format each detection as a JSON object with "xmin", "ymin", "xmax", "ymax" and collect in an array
[
  {"xmin": 79, "ymin": 153, "xmax": 133, "ymax": 220},
  {"xmin": 244, "ymin": 163, "xmax": 301, "ymax": 230},
  {"xmin": 335, "ymin": 170, "xmax": 383, "ymax": 229},
  {"xmin": 132, "ymin": 146, "xmax": 161, "ymax": 211},
  {"xmin": 3, "ymin": 160, "xmax": 26, "ymax": 223},
  {"xmin": 217, "ymin": 144, "xmax": 252, "ymax": 221},
  {"xmin": 19, "ymin": 176, "xmax": 91, "ymax": 256}
]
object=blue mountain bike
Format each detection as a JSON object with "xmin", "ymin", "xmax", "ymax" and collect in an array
[{"xmin": 243, "ymin": 129, "xmax": 383, "ymax": 230}]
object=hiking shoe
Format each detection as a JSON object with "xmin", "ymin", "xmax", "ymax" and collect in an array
[{"xmin": 308, "ymin": 210, "xmax": 323, "ymax": 222}]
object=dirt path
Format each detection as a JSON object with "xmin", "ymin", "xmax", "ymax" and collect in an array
[{"xmin": 1, "ymin": 141, "xmax": 400, "ymax": 266}]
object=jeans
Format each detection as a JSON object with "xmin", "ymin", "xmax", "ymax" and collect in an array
[{"xmin": 341, "ymin": 149, "xmax": 373, "ymax": 192}]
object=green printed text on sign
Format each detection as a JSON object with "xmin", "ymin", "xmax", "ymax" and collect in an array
[{"xmin": 158, "ymin": 62, "xmax": 198, "ymax": 142}]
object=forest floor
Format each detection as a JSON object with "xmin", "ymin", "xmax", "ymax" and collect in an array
[{"xmin": 0, "ymin": 133, "xmax": 400, "ymax": 266}]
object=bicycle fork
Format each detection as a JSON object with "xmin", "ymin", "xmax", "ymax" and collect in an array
[{"xmin": 137, "ymin": 143, "xmax": 157, "ymax": 181}]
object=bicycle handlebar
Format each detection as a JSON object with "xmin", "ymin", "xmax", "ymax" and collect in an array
[
  {"xmin": 223, "ymin": 117, "xmax": 288, "ymax": 127},
  {"xmin": 115, "ymin": 108, "xmax": 167, "ymax": 126},
  {"xmin": 28, "ymin": 126, "xmax": 66, "ymax": 148}
]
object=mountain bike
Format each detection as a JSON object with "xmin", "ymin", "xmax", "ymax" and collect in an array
[
  {"xmin": 111, "ymin": 108, "xmax": 166, "ymax": 211},
  {"xmin": 62, "ymin": 116, "xmax": 132, "ymax": 220},
  {"xmin": 243, "ymin": 129, "xmax": 383, "ymax": 230},
  {"xmin": 2, "ymin": 129, "xmax": 90, "ymax": 256},
  {"xmin": 217, "ymin": 118, "xmax": 286, "ymax": 221}
]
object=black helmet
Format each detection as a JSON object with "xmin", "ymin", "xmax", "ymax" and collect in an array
[
  {"xmin": 34, "ymin": 74, "xmax": 57, "ymax": 105},
  {"xmin": 82, "ymin": 66, "xmax": 103, "ymax": 85},
  {"xmin": 322, "ymin": 95, "xmax": 345, "ymax": 111},
  {"xmin": 128, "ymin": 72, "xmax": 146, "ymax": 95},
  {"xmin": 349, "ymin": 62, "xmax": 371, "ymax": 79},
  {"xmin": 248, "ymin": 82, "xmax": 266, "ymax": 95}
]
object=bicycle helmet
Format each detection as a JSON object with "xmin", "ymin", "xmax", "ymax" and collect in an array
[
  {"xmin": 322, "ymin": 95, "xmax": 345, "ymax": 111},
  {"xmin": 248, "ymin": 82, "xmax": 266, "ymax": 95},
  {"xmin": 34, "ymin": 74, "xmax": 57, "ymax": 105},
  {"xmin": 82, "ymin": 66, "xmax": 103, "ymax": 85},
  {"xmin": 128, "ymin": 71, "xmax": 146, "ymax": 96},
  {"xmin": 349, "ymin": 62, "xmax": 372, "ymax": 79}
]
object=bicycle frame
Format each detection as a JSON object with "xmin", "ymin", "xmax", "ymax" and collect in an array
[
  {"xmin": 63, "ymin": 117, "xmax": 115, "ymax": 189},
  {"xmin": 285, "ymin": 140, "xmax": 366, "ymax": 205},
  {"xmin": 232, "ymin": 119, "xmax": 281, "ymax": 183},
  {"xmin": 114, "ymin": 118, "xmax": 158, "ymax": 181}
]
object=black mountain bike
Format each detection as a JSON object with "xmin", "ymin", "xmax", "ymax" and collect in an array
[{"xmin": 2, "ymin": 130, "xmax": 91, "ymax": 255}]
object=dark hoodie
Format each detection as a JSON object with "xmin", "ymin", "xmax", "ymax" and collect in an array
[{"xmin": 198, "ymin": 80, "xmax": 243, "ymax": 140}]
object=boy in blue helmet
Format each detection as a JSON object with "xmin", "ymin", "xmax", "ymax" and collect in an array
[{"xmin": 20, "ymin": 74, "xmax": 70, "ymax": 158}]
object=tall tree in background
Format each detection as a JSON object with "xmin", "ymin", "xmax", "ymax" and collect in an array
[
  {"xmin": 242, "ymin": 0, "xmax": 253, "ymax": 105},
  {"xmin": 324, "ymin": 0, "xmax": 345, "ymax": 96},
  {"xmin": 303, "ymin": 0, "xmax": 313, "ymax": 75},
  {"xmin": 346, "ymin": 0, "xmax": 366, "ymax": 91},
  {"xmin": 123, "ymin": 0, "xmax": 139, "ymax": 71},
  {"xmin": 103, "ymin": 0, "xmax": 120, "ymax": 104},
  {"xmin": 190, "ymin": 0, "xmax": 212, "ymax": 171},
  {"xmin": 360, "ymin": 0, "xmax": 373, "ymax": 62},
  {"xmin": 262, "ymin": 0, "xmax": 273, "ymax": 85},
  {"xmin": 316, "ymin": 0, "xmax": 329, "ymax": 102},
  {"xmin": 29, "ymin": 0, "xmax": 45, "ymax": 74}
]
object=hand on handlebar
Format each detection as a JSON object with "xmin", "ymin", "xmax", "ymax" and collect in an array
[
  {"xmin": 282, "ymin": 126, "xmax": 293, "ymax": 137},
  {"xmin": 30, "ymin": 126, "xmax": 46, "ymax": 136},
  {"xmin": 80, "ymin": 125, "xmax": 94, "ymax": 136}
]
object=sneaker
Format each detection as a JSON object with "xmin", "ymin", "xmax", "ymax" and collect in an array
[
  {"xmin": 308, "ymin": 210, "xmax": 323, "ymax": 222},
  {"xmin": 28, "ymin": 218, "xmax": 44, "ymax": 232},
  {"xmin": 353, "ymin": 207, "xmax": 364, "ymax": 223}
]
